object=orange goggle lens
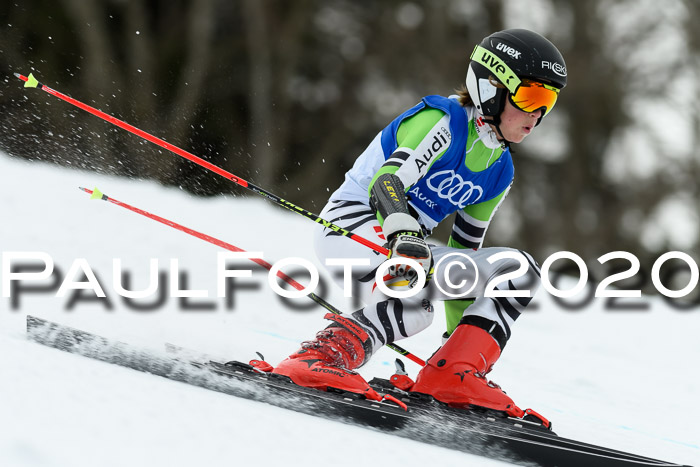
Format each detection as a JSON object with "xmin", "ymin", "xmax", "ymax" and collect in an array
[{"xmin": 509, "ymin": 80, "xmax": 559, "ymax": 116}]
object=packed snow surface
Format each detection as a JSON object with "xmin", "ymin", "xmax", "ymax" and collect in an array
[{"xmin": 1, "ymin": 153, "xmax": 698, "ymax": 466}]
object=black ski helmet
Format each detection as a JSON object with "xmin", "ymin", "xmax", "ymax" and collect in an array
[{"xmin": 466, "ymin": 29, "xmax": 567, "ymax": 125}]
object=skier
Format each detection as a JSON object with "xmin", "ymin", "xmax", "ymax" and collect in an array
[{"xmin": 273, "ymin": 29, "xmax": 567, "ymax": 417}]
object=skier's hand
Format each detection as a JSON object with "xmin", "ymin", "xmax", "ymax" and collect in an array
[{"xmin": 385, "ymin": 232, "xmax": 433, "ymax": 289}]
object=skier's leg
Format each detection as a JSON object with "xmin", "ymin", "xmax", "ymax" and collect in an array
[
  {"xmin": 313, "ymin": 200, "xmax": 388, "ymax": 304},
  {"xmin": 273, "ymin": 295, "xmax": 434, "ymax": 392},
  {"xmin": 272, "ymin": 310, "xmax": 380, "ymax": 397},
  {"xmin": 275, "ymin": 199, "xmax": 423, "ymax": 395},
  {"xmin": 313, "ymin": 198, "xmax": 443, "ymax": 357},
  {"xmin": 410, "ymin": 247, "xmax": 541, "ymax": 415},
  {"xmin": 283, "ymin": 207, "xmax": 541, "ymax": 406},
  {"xmin": 342, "ymin": 295, "xmax": 434, "ymax": 355},
  {"xmin": 335, "ymin": 246, "xmax": 540, "ymax": 365},
  {"xmin": 428, "ymin": 246, "xmax": 541, "ymax": 341}
]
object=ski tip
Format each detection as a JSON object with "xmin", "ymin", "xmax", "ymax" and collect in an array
[
  {"xmin": 24, "ymin": 73, "xmax": 39, "ymax": 88},
  {"xmin": 89, "ymin": 186, "xmax": 105, "ymax": 200}
]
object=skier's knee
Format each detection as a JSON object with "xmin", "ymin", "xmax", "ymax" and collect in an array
[{"xmin": 492, "ymin": 249, "xmax": 541, "ymax": 297}]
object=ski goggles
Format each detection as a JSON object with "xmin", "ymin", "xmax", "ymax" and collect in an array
[
  {"xmin": 470, "ymin": 45, "xmax": 560, "ymax": 116},
  {"xmin": 508, "ymin": 79, "xmax": 560, "ymax": 116}
]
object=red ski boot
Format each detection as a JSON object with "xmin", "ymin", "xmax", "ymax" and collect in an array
[
  {"xmin": 272, "ymin": 313, "xmax": 383, "ymax": 401},
  {"xmin": 410, "ymin": 323, "xmax": 527, "ymax": 418}
]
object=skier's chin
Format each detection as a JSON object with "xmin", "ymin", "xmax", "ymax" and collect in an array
[{"xmin": 507, "ymin": 132, "xmax": 528, "ymax": 144}]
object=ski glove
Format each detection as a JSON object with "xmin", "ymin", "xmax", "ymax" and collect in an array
[{"xmin": 387, "ymin": 232, "xmax": 434, "ymax": 289}]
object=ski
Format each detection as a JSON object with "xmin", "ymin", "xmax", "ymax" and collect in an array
[{"xmin": 26, "ymin": 316, "xmax": 690, "ymax": 467}]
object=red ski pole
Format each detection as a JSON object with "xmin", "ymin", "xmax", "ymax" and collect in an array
[
  {"xmin": 80, "ymin": 186, "xmax": 425, "ymax": 367},
  {"xmin": 16, "ymin": 73, "xmax": 389, "ymax": 257}
]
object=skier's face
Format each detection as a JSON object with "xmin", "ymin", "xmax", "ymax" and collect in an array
[{"xmin": 495, "ymin": 99, "xmax": 543, "ymax": 144}]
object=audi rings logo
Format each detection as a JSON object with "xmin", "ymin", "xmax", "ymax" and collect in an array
[{"xmin": 426, "ymin": 170, "xmax": 484, "ymax": 208}]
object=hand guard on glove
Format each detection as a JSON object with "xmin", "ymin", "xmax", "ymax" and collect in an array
[
  {"xmin": 368, "ymin": 174, "xmax": 434, "ymax": 290},
  {"xmin": 387, "ymin": 231, "xmax": 434, "ymax": 289}
]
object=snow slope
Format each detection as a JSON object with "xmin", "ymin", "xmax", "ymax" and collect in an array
[{"xmin": 0, "ymin": 153, "xmax": 698, "ymax": 467}]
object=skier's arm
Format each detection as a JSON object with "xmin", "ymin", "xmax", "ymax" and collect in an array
[
  {"xmin": 367, "ymin": 108, "xmax": 449, "ymax": 286},
  {"xmin": 447, "ymin": 185, "xmax": 511, "ymax": 250}
]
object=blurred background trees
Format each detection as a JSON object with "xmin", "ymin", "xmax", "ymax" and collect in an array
[{"xmin": 0, "ymin": 0, "xmax": 698, "ymax": 296}]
